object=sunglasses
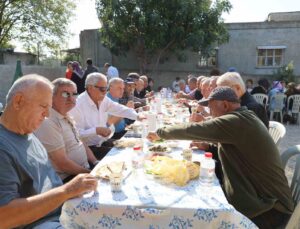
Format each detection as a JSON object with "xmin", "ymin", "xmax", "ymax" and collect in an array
[
  {"xmin": 61, "ymin": 91, "xmax": 78, "ymax": 98},
  {"xmin": 94, "ymin": 85, "xmax": 108, "ymax": 92}
]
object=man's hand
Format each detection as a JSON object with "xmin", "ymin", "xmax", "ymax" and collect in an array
[
  {"xmin": 126, "ymin": 100, "xmax": 135, "ymax": 108},
  {"xmin": 137, "ymin": 113, "xmax": 146, "ymax": 121},
  {"xmin": 190, "ymin": 141, "xmax": 210, "ymax": 151},
  {"xmin": 96, "ymin": 127, "xmax": 111, "ymax": 137},
  {"xmin": 63, "ymin": 174, "xmax": 98, "ymax": 199},
  {"xmin": 147, "ymin": 132, "xmax": 161, "ymax": 142},
  {"xmin": 189, "ymin": 112, "xmax": 205, "ymax": 122}
]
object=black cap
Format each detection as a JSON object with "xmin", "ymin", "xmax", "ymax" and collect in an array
[
  {"xmin": 198, "ymin": 86, "xmax": 240, "ymax": 106},
  {"xmin": 124, "ymin": 77, "xmax": 135, "ymax": 84}
]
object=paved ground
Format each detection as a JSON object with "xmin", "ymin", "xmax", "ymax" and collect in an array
[{"xmin": 278, "ymin": 124, "xmax": 300, "ymax": 184}]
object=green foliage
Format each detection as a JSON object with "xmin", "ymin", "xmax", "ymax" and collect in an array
[
  {"xmin": 96, "ymin": 0, "xmax": 232, "ymax": 73},
  {"xmin": 0, "ymin": 0, "xmax": 75, "ymax": 53},
  {"xmin": 273, "ymin": 61, "xmax": 296, "ymax": 83}
]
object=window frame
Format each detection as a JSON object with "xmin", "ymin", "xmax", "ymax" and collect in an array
[{"xmin": 256, "ymin": 46, "xmax": 286, "ymax": 68}]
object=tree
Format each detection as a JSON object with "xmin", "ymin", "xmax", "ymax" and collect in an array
[
  {"xmin": 96, "ymin": 0, "xmax": 232, "ymax": 73},
  {"xmin": 0, "ymin": 0, "xmax": 75, "ymax": 54},
  {"xmin": 273, "ymin": 61, "xmax": 296, "ymax": 83}
]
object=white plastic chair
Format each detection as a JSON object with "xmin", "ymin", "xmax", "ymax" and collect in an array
[
  {"xmin": 281, "ymin": 145, "xmax": 300, "ymax": 229},
  {"xmin": 253, "ymin": 93, "xmax": 268, "ymax": 108},
  {"xmin": 268, "ymin": 121, "xmax": 286, "ymax": 146},
  {"xmin": 281, "ymin": 145, "xmax": 300, "ymax": 205},
  {"xmin": 269, "ymin": 94, "xmax": 287, "ymax": 123},
  {"xmin": 287, "ymin": 95, "xmax": 300, "ymax": 125}
]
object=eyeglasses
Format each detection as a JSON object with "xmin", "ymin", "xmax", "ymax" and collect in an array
[
  {"xmin": 94, "ymin": 85, "xmax": 108, "ymax": 92},
  {"xmin": 61, "ymin": 91, "xmax": 78, "ymax": 98}
]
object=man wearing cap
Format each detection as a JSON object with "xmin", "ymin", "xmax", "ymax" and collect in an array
[
  {"xmin": 217, "ymin": 71, "xmax": 269, "ymax": 128},
  {"xmin": 120, "ymin": 77, "xmax": 146, "ymax": 109},
  {"xmin": 147, "ymin": 86, "xmax": 293, "ymax": 228}
]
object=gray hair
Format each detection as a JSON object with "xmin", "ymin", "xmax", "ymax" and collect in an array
[
  {"xmin": 52, "ymin": 78, "xmax": 76, "ymax": 95},
  {"xmin": 85, "ymin": 72, "xmax": 107, "ymax": 88},
  {"xmin": 188, "ymin": 77, "xmax": 197, "ymax": 84},
  {"xmin": 108, "ymin": 77, "xmax": 124, "ymax": 89},
  {"xmin": 6, "ymin": 74, "xmax": 53, "ymax": 104},
  {"xmin": 217, "ymin": 72, "xmax": 246, "ymax": 92},
  {"xmin": 178, "ymin": 79, "xmax": 186, "ymax": 85}
]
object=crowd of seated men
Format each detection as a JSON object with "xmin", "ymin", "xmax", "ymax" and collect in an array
[{"xmin": 0, "ymin": 66, "xmax": 295, "ymax": 228}]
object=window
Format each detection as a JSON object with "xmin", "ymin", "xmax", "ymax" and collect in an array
[
  {"xmin": 256, "ymin": 46, "xmax": 286, "ymax": 67},
  {"xmin": 197, "ymin": 48, "xmax": 217, "ymax": 68}
]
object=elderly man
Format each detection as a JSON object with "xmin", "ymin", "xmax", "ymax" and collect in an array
[
  {"xmin": 217, "ymin": 71, "xmax": 269, "ymax": 128},
  {"xmin": 134, "ymin": 78, "xmax": 146, "ymax": 99},
  {"xmin": 0, "ymin": 75, "xmax": 97, "ymax": 229},
  {"xmin": 176, "ymin": 76, "xmax": 202, "ymax": 100},
  {"xmin": 69, "ymin": 73, "xmax": 139, "ymax": 159},
  {"xmin": 120, "ymin": 77, "xmax": 146, "ymax": 108},
  {"xmin": 35, "ymin": 78, "xmax": 99, "ymax": 183},
  {"xmin": 107, "ymin": 78, "xmax": 135, "ymax": 139},
  {"xmin": 148, "ymin": 87, "xmax": 293, "ymax": 229}
]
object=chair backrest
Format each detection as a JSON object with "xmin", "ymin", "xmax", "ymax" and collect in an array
[
  {"xmin": 269, "ymin": 93, "xmax": 287, "ymax": 112},
  {"xmin": 287, "ymin": 95, "xmax": 300, "ymax": 114},
  {"xmin": 253, "ymin": 93, "xmax": 268, "ymax": 107},
  {"xmin": 269, "ymin": 121, "xmax": 286, "ymax": 145},
  {"xmin": 281, "ymin": 145, "xmax": 300, "ymax": 205},
  {"xmin": 285, "ymin": 201, "xmax": 300, "ymax": 229}
]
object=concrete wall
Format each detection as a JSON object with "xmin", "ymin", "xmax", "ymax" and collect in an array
[
  {"xmin": 1, "ymin": 52, "xmax": 36, "ymax": 65},
  {"xmin": 80, "ymin": 29, "xmax": 112, "ymax": 69},
  {"xmin": 0, "ymin": 65, "xmax": 65, "ymax": 105},
  {"xmin": 80, "ymin": 29, "xmax": 206, "ymax": 75},
  {"xmin": 218, "ymin": 21, "xmax": 300, "ymax": 76}
]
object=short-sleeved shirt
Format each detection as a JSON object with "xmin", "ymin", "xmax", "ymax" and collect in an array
[
  {"xmin": 35, "ymin": 108, "xmax": 90, "ymax": 180},
  {"xmin": 0, "ymin": 124, "xmax": 62, "ymax": 228}
]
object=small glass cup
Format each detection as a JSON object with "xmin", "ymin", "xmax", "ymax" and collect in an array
[
  {"xmin": 182, "ymin": 149, "xmax": 193, "ymax": 161},
  {"xmin": 109, "ymin": 173, "xmax": 123, "ymax": 192}
]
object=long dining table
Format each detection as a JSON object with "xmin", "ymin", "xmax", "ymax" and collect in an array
[{"xmin": 60, "ymin": 137, "xmax": 258, "ymax": 229}]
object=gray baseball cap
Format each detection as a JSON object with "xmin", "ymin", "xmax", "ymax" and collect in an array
[{"xmin": 198, "ymin": 86, "xmax": 240, "ymax": 106}]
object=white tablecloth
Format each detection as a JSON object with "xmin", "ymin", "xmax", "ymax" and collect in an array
[{"xmin": 60, "ymin": 140, "xmax": 257, "ymax": 229}]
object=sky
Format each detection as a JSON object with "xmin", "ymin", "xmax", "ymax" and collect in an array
[{"xmin": 14, "ymin": 0, "xmax": 300, "ymax": 51}]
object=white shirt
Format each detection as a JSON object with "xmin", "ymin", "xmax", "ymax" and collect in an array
[
  {"xmin": 69, "ymin": 91, "xmax": 137, "ymax": 146},
  {"xmin": 107, "ymin": 66, "xmax": 119, "ymax": 80}
]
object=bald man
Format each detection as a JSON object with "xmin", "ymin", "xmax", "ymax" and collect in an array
[{"xmin": 0, "ymin": 75, "xmax": 97, "ymax": 228}]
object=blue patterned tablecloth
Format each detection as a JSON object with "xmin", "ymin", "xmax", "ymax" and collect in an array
[{"xmin": 60, "ymin": 141, "xmax": 258, "ymax": 229}]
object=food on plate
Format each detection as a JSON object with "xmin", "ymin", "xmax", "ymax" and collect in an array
[
  {"xmin": 146, "ymin": 156, "xmax": 200, "ymax": 186},
  {"xmin": 94, "ymin": 161, "xmax": 125, "ymax": 180},
  {"xmin": 114, "ymin": 138, "xmax": 140, "ymax": 148},
  {"xmin": 148, "ymin": 144, "xmax": 169, "ymax": 152}
]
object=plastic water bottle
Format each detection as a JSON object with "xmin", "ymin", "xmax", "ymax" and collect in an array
[
  {"xmin": 200, "ymin": 152, "xmax": 215, "ymax": 186},
  {"xmin": 132, "ymin": 146, "xmax": 144, "ymax": 169}
]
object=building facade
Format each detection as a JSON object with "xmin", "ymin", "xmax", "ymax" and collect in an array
[{"xmin": 218, "ymin": 17, "xmax": 300, "ymax": 77}]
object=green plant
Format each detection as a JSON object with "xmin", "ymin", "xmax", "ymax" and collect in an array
[{"xmin": 273, "ymin": 61, "xmax": 295, "ymax": 83}]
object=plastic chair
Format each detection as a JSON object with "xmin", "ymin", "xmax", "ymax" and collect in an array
[
  {"xmin": 287, "ymin": 95, "xmax": 300, "ymax": 125},
  {"xmin": 269, "ymin": 94, "xmax": 287, "ymax": 123},
  {"xmin": 281, "ymin": 145, "xmax": 300, "ymax": 205},
  {"xmin": 268, "ymin": 121, "xmax": 286, "ymax": 145},
  {"xmin": 253, "ymin": 93, "xmax": 268, "ymax": 108},
  {"xmin": 285, "ymin": 201, "xmax": 300, "ymax": 229}
]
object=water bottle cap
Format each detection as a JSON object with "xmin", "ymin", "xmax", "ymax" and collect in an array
[
  {"xmin": 133, "ymin": 146, "xmax": 141, "ymax": 151},
  {"xmin": 204, "ymin": 152, "xmax": 213, "ymax": 158}
]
